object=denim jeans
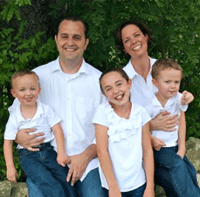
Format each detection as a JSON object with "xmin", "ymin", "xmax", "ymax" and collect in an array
[
  {"xmin": 19, "ymin": 143, "xmax": 72, "ymax": 197},
  {"xmin": 27, "ymin": 165, "xmax": 103, "ymax": 197},
  {"xmin": 154, "ymin": 146, "xmax": 200, "ymax": 197},
  {"xmin": 102, "ymin": 183, "xmax": 146, "ymax": 197}
]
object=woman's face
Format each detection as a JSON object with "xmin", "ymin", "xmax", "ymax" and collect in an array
[{"xmin": 121, "ymin": 24, "xmax": 148, "ymax": 59}]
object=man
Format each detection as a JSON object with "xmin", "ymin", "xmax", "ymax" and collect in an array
[{"xmin": 13, "ymin": 15, "xmax": 103, "ymax": 197}]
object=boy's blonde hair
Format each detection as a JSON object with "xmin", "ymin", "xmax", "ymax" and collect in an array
[
  {"xmin": 151, "ymin": 58, "xmax": 183, "ymax": 80},
  {"xmin": 11, "ymin": 70, "xmax": 40, "ymax": 88}
]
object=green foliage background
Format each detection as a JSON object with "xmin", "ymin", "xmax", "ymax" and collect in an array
[{"xmin": 1, "ymin": 0, "xmax": 200, "ymax": 181}]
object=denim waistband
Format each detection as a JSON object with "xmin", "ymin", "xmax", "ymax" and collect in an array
[{"xmin": 32, "ymin": 142, "xmax": 52, "ymax": 150}]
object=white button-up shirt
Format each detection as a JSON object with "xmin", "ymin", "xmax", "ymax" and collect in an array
[
  {"xmin": 123, "ymin": 57, "xmax": 157, "ymax": 106},
  {"xmin": 146, "ymin": 93, "xmax": 188, "ymax": 147},
  {"xmin": 10, "ymin": 58, "xmax": 103, "ymax": 180},
  {"xmin": 5, "ymin": 100, "xmax": 61, "ymax": 149}
]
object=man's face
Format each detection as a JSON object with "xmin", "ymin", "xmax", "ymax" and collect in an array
[{"xmin": 55, "ymin": 20, "xmax": 89, "ymax": 64}]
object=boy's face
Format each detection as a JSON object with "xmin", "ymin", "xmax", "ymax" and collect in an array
[
  {"xmin": 152, "ymin": 68, "xmax": 182, "ymax": 102},
  {"xmin": 11, "ymin": 74, "xmax": 41, "ymax": 107}
]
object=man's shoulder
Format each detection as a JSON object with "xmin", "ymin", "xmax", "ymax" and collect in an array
[
  {"xmin": 85, "ymin": 61, "xmax": 102, "ymax": 76},
  {"xmin": 33, "ymin": 59, "xmax": 57, "ymax": 74}
]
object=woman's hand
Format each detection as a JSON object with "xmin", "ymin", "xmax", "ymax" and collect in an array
[{"xmin": 150, "ymin": 111, "xmax": 178, "ymax": 131}]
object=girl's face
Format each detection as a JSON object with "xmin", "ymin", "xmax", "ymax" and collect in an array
[
  {"xmin": 101, "ymin": 71, "xmax": 132, "ymax": 107},
  {"xmin": 121, "ymin": 24, "xmax": 148, "ymax": 59},
  {"xmin": 152, "ymin": 68, "xmax": 182, "ymax": 103}
]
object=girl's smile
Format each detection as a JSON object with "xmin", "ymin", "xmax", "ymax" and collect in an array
[{"xmin": 101, "ymin": 71, "xmax": 132, "ymax": 108}]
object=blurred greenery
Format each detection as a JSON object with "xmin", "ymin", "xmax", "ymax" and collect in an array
[{"xmin": 1, "ymin": 0, "xmax": 200, "ymax": 181}]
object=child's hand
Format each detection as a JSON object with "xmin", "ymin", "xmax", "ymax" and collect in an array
[
  {"xmin": 143, "ymin": 186, "xmax": 155, "ymax": 197},
  {"xmin": 7, "ymin": 167, "xmax": 18, "ymax": 183},
  {"xmin": 181, "ymin": 90, "xmax": 194, "ymax": 105},
  {"xmin": 57, "ymin": 154, "xmax": 71, "ymax": 167},
  {"xmin": 109, "ymin": 186, "xmax": 121, "ymax": 197},
  {"xmin": 176, "ymin": 147, "xmax": 186, "ymax": 159},
  {"xmin": 151, "ymin": 136, "xmax": 166, "ymax": 151}
]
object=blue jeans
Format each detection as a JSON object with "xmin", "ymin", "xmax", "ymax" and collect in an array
[
  {"xmin": 102, "ymin": 183, "xmax": 146, "ymax": 197},
  {"xmin": 27, "ymin": 166, "xmax": 103, "ymax": 197},
  {"xmin": 19, "ymin": 143, "xmax": 72, "ymax": 197},
  {"xmin": 154, "ymin": 146, "xmax": 200, "ymax": 197}
]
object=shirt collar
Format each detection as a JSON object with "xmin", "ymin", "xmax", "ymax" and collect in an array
[
  {"xmin": 17, "ymin": 100, "xmax": 44, "ymax": 123},
  {"xmin": 125, "ymin": 57, "xmax": 155, "ymax": 79},
  {"xmin": 52, "ymin": 57, "xmax": 89, "ymax": 75}
]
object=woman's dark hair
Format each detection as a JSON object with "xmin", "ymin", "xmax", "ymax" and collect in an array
[{"xmin": 115, "ymin": 20, "xmax": 153, "ymax": 57}]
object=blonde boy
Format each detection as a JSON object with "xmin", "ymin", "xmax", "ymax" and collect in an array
[
  {"xmin": 147, "ymin": 59, "xmax": 200, "ymax": 197},
  {"xmin": 3, "ymin": 70, "xmax": 70, "ymax": 197}
]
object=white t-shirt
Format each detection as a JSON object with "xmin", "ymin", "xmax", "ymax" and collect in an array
[
  {"xmin": 93, "ymin": 102, "xmax": 151, "ymax": 192},
  {"xmin": 5, "ymin": 100, "xmax": 61, "ymax": 149},
  {"xmin": 145, "ymin": 92, "xmax": 188, "ymax": 147}
]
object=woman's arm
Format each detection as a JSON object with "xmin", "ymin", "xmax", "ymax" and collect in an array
[
  {"xmin": 95, "ymin": 124, "xmax": 121, "ymax": 197},
  {"xmin": 142, "ymin": 122, "xmax": 155, "ymax": 197},
  {"xmin": 150, "ymin": 111, "xmax": 178, "ymax": 131},
  {"xmin": 176, "ymin": 111, "xmax": 186, "ymax": 158}
]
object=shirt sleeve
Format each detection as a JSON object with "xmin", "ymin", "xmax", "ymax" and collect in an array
[
  {"xmin": 176, "ymin": 92, "xmax": 188, "ymax": 112},
  {"xmin": 93, "ymin": 104, "xmax": 109, "ymax": 127},
  {"xmin": 4, "ymin": 115, "xmax": 18, "ymax": 140},
  {"xmin": 45, "ymin": 105, "xmax": 62, "ymax": 128},
  {"xmin": 141, "ymin": 106, "xmax": 152, "ymax": 126}
]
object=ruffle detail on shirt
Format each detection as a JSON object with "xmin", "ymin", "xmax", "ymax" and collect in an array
[{"xmin": 104, "ymin": 103, "xmax": 142, "ymax": 143}]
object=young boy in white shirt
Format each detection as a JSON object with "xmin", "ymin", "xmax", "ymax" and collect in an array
[
  {"xmin": 3, "ymin": 70, "xmax": 70, "ymax": 197},
  {"xmin": 147, "ymin": 58, "xmax": 200, "ymax": 197}
]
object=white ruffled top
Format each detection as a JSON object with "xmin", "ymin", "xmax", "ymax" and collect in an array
[{"xmin": 93, "ymin": 101, "xmax": 151, "ymax": 192}]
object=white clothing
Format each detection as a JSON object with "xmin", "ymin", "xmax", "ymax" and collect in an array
[
  {"xmin": 8, "ymin": 58, "xmax": 103, "ymax": 181},
  {"xmin": 146, "ymin": 92, "xmax": 188, "ymax": 147},
  {"xmin": 123, "ymin": 57, "xmax": 157, "ymax": 106},
  {"xmin": 93, "ymin": 102, "xmax": 151, "ymax": 192},
  {"xmin": 5, "ymin": 100, "xmax": 61, "ymax": 149}
]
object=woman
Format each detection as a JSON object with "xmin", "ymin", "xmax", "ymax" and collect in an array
[{"xmin": 115, "ymin": 20, "xmax": 195, "ymax": 197}]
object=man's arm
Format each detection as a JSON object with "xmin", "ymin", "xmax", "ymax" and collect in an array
[
  {"xmin": 15, "ymin": 129, "xmax": 45, "ymax": 151},
  {"xmin": 66, "ymin": 144, "xmax": 97, "ymax": 186}
]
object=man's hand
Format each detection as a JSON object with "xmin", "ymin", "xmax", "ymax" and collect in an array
[
  {"xmin": 15, "ymin": 128, "xmax": 45, "ymax": 151},
  {"xmin": 150, "ymin": 111, "xmax": 178, "ymax": 131},
  {"xmin": 66, "ymin": 152, "xmax": 90, "ymax": 186}
]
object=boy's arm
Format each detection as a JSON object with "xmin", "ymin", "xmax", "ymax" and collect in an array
[
  {"xmin": 177, "ymin": 110, "xmax": 186, "ymax": 158},
  {"xmin": 181, "ymin": 90, "xmax": 194, "ymax": 105},
  {"xmin": 95, "ymin": 124, "xmax": 121, "ymax": 197},
  {"xmin": 142, "ymin": 122, "xmax": 155, "ymax": 197},
  {"xmin": 3, "ymin": 140, "xmax": 18, "ymax": 183},
  {"xmin": 51, "ymin": 123, "xmax": 70, "ymax": 166}
]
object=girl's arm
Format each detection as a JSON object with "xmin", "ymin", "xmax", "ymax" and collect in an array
[
  {"xmin": 142, "ymin": 122, "xmax": 155, "ymax": 197},
  {"xmin": 176, "ymin": 111, "xmax": 186, "ymax": 158},
  {"xmin": 3, "ymin": 140, "xmax": 18, "ymax": 183},
  {"xmin": 95, "ymin": 123, "xmax": 121, "ymax": 197},
  {"xmin": 52, "ymin": 123, "xmax": 70, "ymax": 166}
]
